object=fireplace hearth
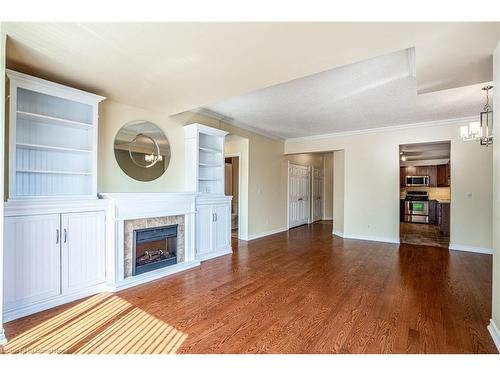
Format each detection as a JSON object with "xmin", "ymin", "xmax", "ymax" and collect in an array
[{"xmin": 133, "ymin": 225, "xmax": 178, "ymax": 276}]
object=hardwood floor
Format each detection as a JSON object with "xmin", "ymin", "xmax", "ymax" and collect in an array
[
  {"xmin": 400, "ymin": 222, "xmax": 450, "ymax": 248},
  {"xmin": 1, "ymin": 221, "xmax": 497, "ymax": 354}
]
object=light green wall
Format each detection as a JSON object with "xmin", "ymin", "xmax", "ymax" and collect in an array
[{"xmin": 98, "ymin": 99, "xmax": 286, "ymax": 238}]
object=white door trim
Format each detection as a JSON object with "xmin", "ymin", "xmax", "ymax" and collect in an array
[
  {"xmin": 224, "ymin": 152, "xmax": 242, "ymax": 240},
  {"xmin": 311, "ymin": 165, "xmax": 324, "ymax": 223}
]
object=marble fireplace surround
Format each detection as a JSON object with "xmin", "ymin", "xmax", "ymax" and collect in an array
[
  {"xmin": 124, "ymin": 215, "xmax": 185, "ymax": 278},
  {"xmin": 99, "ymin": 192, "xmax": 199, "ymax": 291}
]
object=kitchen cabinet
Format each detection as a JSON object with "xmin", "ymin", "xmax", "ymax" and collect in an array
[
  {"xmin": 437, "ymin": 202, "xmax": 450, "ymax": 235},
  {"xmin": 400, "ymin": 199, "xmax": 405, "ymax": 222},
  {"xmin": 428, "ymin": 200, "xmax": 437, "ymax": 224},
  {"xmin": 437, "ymin": 164, "xmax": 451, "ymax": 187},
  {"xmin": 415, "ymin": 166, "xmax": 437, "ymax": 187},
  {"xmin": 400, "ymin": 165, "xmax": 438, "ymax": 187},
  {"xmin": 195, "ymin": 196, "xmax": 232, "ymax": 261}
]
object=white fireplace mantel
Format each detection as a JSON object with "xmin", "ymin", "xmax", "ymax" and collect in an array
[{"xmin": 99, "ymin": 192, "xmax": 199, "ymax": 291}]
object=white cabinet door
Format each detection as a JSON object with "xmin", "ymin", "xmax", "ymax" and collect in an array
[
  {"xmin": 61, "ymin": 211, "xmax": 105, "ymax": 294},
  {"xmin": 214, "ymin": 203, "xmax": 231, "ymax": 251},
  {"xmin": 196, "ymin": 204, "xmax": 214, "ymax": 256},
  {"xmin": 3, "ymin": 214, "xmax": 61, "ymax": 311}
]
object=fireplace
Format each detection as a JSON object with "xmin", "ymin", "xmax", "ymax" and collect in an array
[{"xmin": 133, "ymin": 224, "xmax": 178, "ymax": 276}]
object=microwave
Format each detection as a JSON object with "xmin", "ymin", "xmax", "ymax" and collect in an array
[{"xmin": 405, "ymin": 175, "xmax": 430, "ymax": 187}]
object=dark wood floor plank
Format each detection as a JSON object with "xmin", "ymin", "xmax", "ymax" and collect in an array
[{"xmin": 1, "ymin": 221, "xmax": 497, "ymax": 354}]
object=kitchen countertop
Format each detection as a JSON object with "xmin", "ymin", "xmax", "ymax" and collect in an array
[
  {"xmin": 400, "ymin": 196, "xmax": 451, "ymax": 204},
  {"xmin": 435, "ymin": 199, "xmax": 451, "ymax": 204}
]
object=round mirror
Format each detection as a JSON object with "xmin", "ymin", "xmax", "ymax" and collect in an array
[{"xmin": 114, "ymin": 120, "xmax": 171, "ymax": 181}]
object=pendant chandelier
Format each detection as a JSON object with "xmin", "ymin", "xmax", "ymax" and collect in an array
[{"xmin": 460, "ymin": 85, "xmax": 493, "ymax": 147}]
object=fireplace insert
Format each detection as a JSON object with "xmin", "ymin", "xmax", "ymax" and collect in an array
[{"xmin": 133, "ymin": 224, "xmax": 178, "ymax": 276}]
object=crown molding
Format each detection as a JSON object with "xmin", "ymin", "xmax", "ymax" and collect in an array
[
  {"xmin": 191, "ymin": 108, "xmax": 284, "ymax": 141},
  {"xmin": 6, "ymin": 69, "xmax": 106, "ymax": 103},
  {"xmin": 191, "ymin": 107, "xmax": 227, "ymax": 121},
  {"xmin": 191, "ymin": 109, "xmax": 477, "ymax": 145},
  {"xmin": 285, "ymin": 116, "xmax": 478, "ymax": 144}
]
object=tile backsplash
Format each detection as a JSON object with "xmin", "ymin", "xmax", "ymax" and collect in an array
[{"xmin": 400, "ymin": 187, "xmax": 451, "ymax": 200}]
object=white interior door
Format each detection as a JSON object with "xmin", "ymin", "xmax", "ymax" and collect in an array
[
  {"xmin": 288, "ymin": 163, "xmax": 310, "ymax": 228},
  {"xmin": 312, "ymin": 166, "xmax": 324, "ymax": 222},
  {"xmin": 61, "ymin": 211, "xmax": 105, "ymax": 294}
]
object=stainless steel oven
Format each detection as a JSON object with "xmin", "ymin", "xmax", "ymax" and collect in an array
[
  {"xmin": 405, "ymin": 175, "xmax": 430, "ymax": 187},
  {"xmin": 404, "ymin": 201, "xmax": 429, "ymax": 223}
]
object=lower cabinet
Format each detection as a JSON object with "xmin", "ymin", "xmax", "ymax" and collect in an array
[
  {"xmin": 3, "ymin": 210, "xmax": 106, "ymax": 319},
  {"xmin": 195, "ymin": 197, "xmax": 232, "ymax": 261},
  {"xmin": 437, "ymin": 202, "xmax": 450, "ymax": 235},
  {"xmin": 4, "ymin": 214, "xmax": 62, "ymax": 311},
  {"xmin": 62, "ymin": 211, "xmax": 106, "ymax": 294},
  {"xmin": 428, "ymin": 200, "xmax": 437, "ymax": 224}
]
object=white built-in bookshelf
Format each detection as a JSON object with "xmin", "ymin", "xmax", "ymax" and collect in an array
[
  {"xmin": 7, "ymin": 70, "xmax": 105, "ymax": 199},
  {"xmin": 184, "ymin": 123, "xmax": 228, "ymax": 195}
]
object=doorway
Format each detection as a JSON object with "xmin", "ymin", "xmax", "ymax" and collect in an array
[
  {"xmin": 225, "ymin": 155, "xmax": 240, "ymax": 239},
  {"xmin": 399, "ymin": 141, "xmax": 451, "ymax": 248},
  {"xmin": 288, "ymin": 162, "xmax": 311, "ymax": 228}
]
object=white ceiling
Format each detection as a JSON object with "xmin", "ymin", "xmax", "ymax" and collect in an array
[
  {"xmin": 203, "ymin": 49, "xmax": 492, "ymax": 139},
  {"xmin": 4, "ymin": 22, "xmax": 499, "ymax": 120}
]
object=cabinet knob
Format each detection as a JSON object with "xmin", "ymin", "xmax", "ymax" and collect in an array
[{"xmin": 56, "ymin": 229, "xmax": 60, "ymax": 244}]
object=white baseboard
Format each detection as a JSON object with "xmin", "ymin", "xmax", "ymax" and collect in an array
[
  {"xmin": 332, "ymin": 229, "xmax": 344, "ymax": 237},
  {"xmin": 449, "ymin": 243, "xmax": 493, "ymax": 255},
  {"xmin": 487, "ymin": 319, "xmax": 500, "ymax": 352},
  {"xmin": 0, "ymin": 328, "xmax": 7, "ymax": 345},
  {"xmin": 341, "ymin": 232, "xmax": 400, "ymax": 244},
  {"xmin": 195, "ymin": 247, "xmax": 232, "ymax": 262},
  {"xmin": 243, "ymin": 227, "xmax": 288, "ymax": 241},
  {"xmin": 4, "ymin": 261, "xmax": 204, "ymax": 322},
  {"xmin": 3, "ymin": 285, "xmax": 108, "ymax": 323},
  {"xmin": 110, "ymin": 260, "xmax": 201, "ymax": 292},
  {"xmin": 322, "ymin": 216, "xmax": 333, "ymax": 220}
]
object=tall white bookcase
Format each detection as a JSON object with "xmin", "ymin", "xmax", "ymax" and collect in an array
[
  {"xmin": 184, "ymin": 123, "xmax": 232, "ymax": 262},
  {"xmin": 6, "ymin": 70, "xmax": 105, "ymax": 200},
  {"xmin": 184, "ymin": 123, "xmax": 228, "ymax": 195},
  {"xmin": 3, "ymin": 70, "xmax": 109, "ymax": 323}
]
